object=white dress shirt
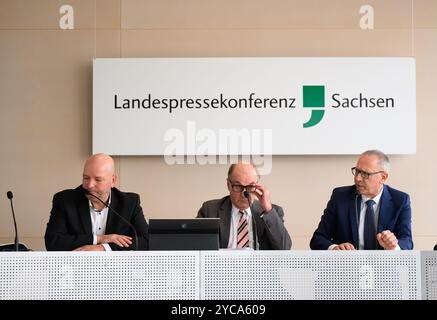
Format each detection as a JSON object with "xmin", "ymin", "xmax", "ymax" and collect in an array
[
  {"xmin": 89, "ymin": 194, "xmax": 111, "ymax": 251},
  {"xmin": 358, "ymin": 189, "xmax": 382, "ymax": 250}
]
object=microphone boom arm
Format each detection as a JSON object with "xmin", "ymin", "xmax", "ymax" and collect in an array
[
  {"xmin": 84, "ymin": 190, "xmax": 139, "ymax": 250},
  {"xmin": 244, "ymin": 191, "xmax": 260, "ymax": 250}
]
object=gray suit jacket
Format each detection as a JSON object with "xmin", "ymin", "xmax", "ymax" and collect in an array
[{"xmin": 197, "ymin": 196, "xmax": 292, "ymax": 250}]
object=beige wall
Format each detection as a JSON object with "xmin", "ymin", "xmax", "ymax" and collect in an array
[{"xmin": 0, "ymin": 0, "xmax": 436, "ymax": 251}]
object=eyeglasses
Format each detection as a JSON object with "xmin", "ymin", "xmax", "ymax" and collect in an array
[
  {"xmin": 228, "ymin": 180, "xmax": 257, "ymax": 193},
  {"xmin": 351, "ymin": 167, "xmax": 384, "ymax": 180}
]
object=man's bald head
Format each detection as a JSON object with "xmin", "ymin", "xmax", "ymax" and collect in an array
[
  {"xmin": 227, "ymin": 162, "xmax": 259, "ymax": 181},
  {"xmin": 82, "ymin": 153, "xmax": 117, "ymax": 206},
  {"xmin": 84, "ymin": 153, "xmax": 115, "ymax": 176}
]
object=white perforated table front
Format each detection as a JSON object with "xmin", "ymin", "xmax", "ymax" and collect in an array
[
  {"xmin": 201, "ymin": 251, "xmax": 421, "ymax": 300},
  {"xmin": 1, "ymin": 250, "xmax": 434, "ymax": 300},
  {"xmin": 0, "ymin": 251, "xmax": 199, "ymax": 300}
]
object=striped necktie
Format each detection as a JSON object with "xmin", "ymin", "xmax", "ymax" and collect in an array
[{"xmin": 237, "ymin": 210, "xmax": 249, "ymax": 248}]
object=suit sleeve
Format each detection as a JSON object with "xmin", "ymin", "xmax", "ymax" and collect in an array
[
  {"xmin": 197, "ymin": 202, "xmax": 208, "ymax": 218},
  {"xmin": 310, "ymin": 192, "xmax": 338, "ymax": 250},
  {"xmin": 261, "ymin": 205, "xmax": 292, "ymax": 250},
  {"xmin": 109, "ymin": 194, "xmax": 149, "ymax": 251},
  {"xmin": 44, "ymin": 193, "xmax": 93, "ymax": 251},
  {"xmin": 394, "ymin": 194, "xmax": 413, "ymax": 250}
]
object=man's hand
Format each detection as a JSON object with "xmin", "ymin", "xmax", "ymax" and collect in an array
[
  {"xmin": 97, "ymin": 234, "xmax": 132, "ymax": 248},
  {"xmin": 333, "ymin": 243, "xmax": 356, "ymax": 250},
  {"xmin": 74, "ymin": 244, "xmax": 105, "ymax": 251},
  {"xmin": 377, "ymin": 230, "xmax": 398, "ymax": 250},
  {"xmin": 251, "ymin": 183, "xmax": 273, "ymax": 213}
]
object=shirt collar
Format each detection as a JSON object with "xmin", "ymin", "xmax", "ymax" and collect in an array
[
  {"xmin": 231, "ymin": 203, "xmax": 252, "ymax": 217},
  {"xmin": 88, "ymin": 191, "xmax": 112, "ymax": 212}
]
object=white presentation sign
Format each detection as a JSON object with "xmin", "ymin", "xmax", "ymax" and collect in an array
[{"xmin": 93, "ymin": 58, "xmax": 416, "ymax": 155}]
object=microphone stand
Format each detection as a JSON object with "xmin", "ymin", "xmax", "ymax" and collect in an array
[
  {"xmin": 244, "ymin": 191, "xmax": 260, "ymax": 250},
  {"xmin": 7, "ymin": 191, "xmax": 19, "ymax": 251},
  {"xmin": 3, "ymin": 191, "xmax": 29, "ymax": 252}
]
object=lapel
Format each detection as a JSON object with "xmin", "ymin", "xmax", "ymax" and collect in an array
[
  {"xmin": 105, "ymin": 188, "xmax": 116, "ymax": 233},
  {"xmin": 349, "ymin": 187, "xmax": 359, "ymax": 248},
  {"xmin": 219, "ymin": 198, "xmax": 232, "ymax": 248},
  {"xmin": 77, "ymin": 188, "xmax": 92, "ymax": 234},
  {"xmin": 250, "ymin": 201, "xmax": 265, "ymax": 240},
  {"xmin": 378, "ymin": 185, "xmax": 392, "ymax": 232}
]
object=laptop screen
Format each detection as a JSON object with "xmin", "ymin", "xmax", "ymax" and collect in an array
[{"xmin": 148, "ymin": 218, "xmax": 220, "ymax": 250}]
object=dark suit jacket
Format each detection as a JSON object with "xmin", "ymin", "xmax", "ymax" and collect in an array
[
  {"xmin": 310, "ymin": 185, "xmax": 413, "ymax": 250},
  {"xmin": 45, "ymin": 186, "xmax": 149, "ymax": 251},
  {"xmin": 197, "ymin": 196, "xmax": 292, "ymax": 250}
]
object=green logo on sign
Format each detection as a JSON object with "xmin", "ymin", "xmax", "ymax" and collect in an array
[{"xmin": 303, "ymin": 85, "xmax": 325, "ymax": 128}]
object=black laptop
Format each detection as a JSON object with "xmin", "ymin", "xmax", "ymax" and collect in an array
[{"xmin": 148, "ymin": 218, "xmax": 220, "ymax": 250}]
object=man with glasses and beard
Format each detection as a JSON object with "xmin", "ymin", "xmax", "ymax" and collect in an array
[
  {"xmin": 310, "ymin": 150, "xmax": 413, "ymax": 250},
  {"xmin": 197, "ymin": 162, "xmax": 292, "ymax": 250}
]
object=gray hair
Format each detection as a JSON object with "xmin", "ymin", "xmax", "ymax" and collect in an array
[{"xmin": 360, "ymin": 149, "xmax": 391, "ymax": 172}]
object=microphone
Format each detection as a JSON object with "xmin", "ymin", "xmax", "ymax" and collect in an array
[
  {"xmin": 434, "ymin": 244, "xmax": 437, "ymax": 251},
  {"xmin": 7, "ymin": 191, "xmax": 19, "ymax": 251},
  {"xmin": 1, "ymin": 191, "xmax": 29, "ymax": 252},
  {"xmin": 82, "ymin": 189, "xmax": 139, "ymax": 250},
  {"xmin": 244, "ymin": 191, "xmax": 260, "ymax": 250}
]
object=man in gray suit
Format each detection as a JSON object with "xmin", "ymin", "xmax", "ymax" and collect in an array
[{"xmin": 197, "ymin": 162, "xmax": 291, "ymax": 250}]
